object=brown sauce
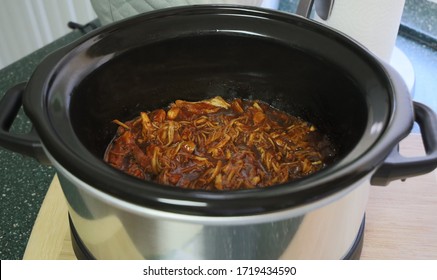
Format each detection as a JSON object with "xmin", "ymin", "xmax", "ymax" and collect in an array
[{"xmin": 104, "ymin": 96, "xmax": 336, "ymax": 190}]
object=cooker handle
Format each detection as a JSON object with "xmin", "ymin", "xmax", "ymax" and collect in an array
[
  {"xmin": 0, "ymin": 83, "xmax": 50, "ymax": 164},
  {"xmin": 371, "ymin": 102, "xmax": 437, "ymax": 186},
  {"xmin": 296, "ymin": 0, "xmax": 315, "ymax": 18},
  {"xmin": 296, "ymin": 0, "xmax": 334, "ymax": 19}
]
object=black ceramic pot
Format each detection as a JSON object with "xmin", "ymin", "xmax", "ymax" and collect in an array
[{"xmin": 0, "ymin": 5, "xmax": 436, "ymax": 259}]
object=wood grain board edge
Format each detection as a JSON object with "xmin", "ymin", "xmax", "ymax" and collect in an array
[{"xmin": 22, "ymin": 174, "xmax": 75, "ymax": 260}]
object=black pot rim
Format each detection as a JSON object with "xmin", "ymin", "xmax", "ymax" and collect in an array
[{"xmin": 23, "ymin": 5, "xmax": 414, "ymax": 216}]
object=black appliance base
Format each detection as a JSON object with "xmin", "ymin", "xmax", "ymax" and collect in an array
[{"xmin": 69, "ymin": 214, "xmax": 365, "ymax": 260}]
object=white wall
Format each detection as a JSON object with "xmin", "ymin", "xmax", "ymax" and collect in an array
[
  {"xmin": 0, "ymin": 0, "xmax": 96, "ymax": 69},
  {"xmin": 0, "ymin": 0, "xmax": 282, "ymax": 69}
]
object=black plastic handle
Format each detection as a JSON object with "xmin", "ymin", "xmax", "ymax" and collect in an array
[
  {"xmin": 371, "ymin": 102, "xmax": 437, "ymax": 186},
  {"xmin": 0, "ymin": 83, "xmax": 50, "ymax": 164}
]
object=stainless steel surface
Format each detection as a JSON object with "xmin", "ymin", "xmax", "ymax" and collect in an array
[
  {"xmin": 315, "ymin": 0, "xmax": 335, "ymax": 20},
  {"xmin": 51, "ymin": 152, "xmax": 369, "ymax": 259},
  {"xmin": 295, "ymin": 0, "xmax": 315, "ymax": 18},
  {"xmin": 296, "ymin": 0, "xmax": 334, "ymax": 20},
  {"xmin": 26, "ymin": 4, "xmax": 406, "ymax": 259}
]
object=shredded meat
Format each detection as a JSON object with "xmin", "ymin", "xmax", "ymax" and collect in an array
[{"xmin": 104, "ymin": 96, "xmax": 336, "ymax": 190}]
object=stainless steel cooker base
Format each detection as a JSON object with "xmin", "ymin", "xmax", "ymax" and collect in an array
[
  {"xmin": 2, "ymin": 4, "xmax": 434, "ymax": 261},
  {"xmin": 69, "ymin": 214, "xmax": 365, "ymax": 260}
]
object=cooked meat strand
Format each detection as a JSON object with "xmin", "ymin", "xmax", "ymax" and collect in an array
[{"xmin": 104, "ymin": 96, "xmax": 336, "ymax": 190}]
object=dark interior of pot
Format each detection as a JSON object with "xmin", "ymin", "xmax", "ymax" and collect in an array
[
  {"xmin": 31, "ymin": 6, "xmax": 395, "ymax": 205},
  {"xmin": 70, "ymin": 34, "xmax": 368, "ymax": 162},
  {"xmin": 35, "ymin": 6, "xmax": 395, "ymax": 212}
]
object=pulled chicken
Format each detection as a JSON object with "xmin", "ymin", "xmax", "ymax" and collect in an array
[{"xmin": 104, "ymin": 96, "xmax": 336, "ymax": 190}]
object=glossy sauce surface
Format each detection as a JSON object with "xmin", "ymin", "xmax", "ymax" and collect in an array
[{"xmin": 104, "ymin": 97, "xmax": 336, "ymax": 190}]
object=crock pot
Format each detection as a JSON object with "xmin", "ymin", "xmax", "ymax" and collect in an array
[{"xmin": 1, "ymin": 4, "xmax": 437, "ymax": 259}]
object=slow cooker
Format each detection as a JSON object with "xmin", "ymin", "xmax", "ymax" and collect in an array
[{"xmin": 0, "ymin": 5, "xmax": 436, "ymax": 259}]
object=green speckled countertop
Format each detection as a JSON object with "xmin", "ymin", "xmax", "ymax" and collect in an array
[
  {"xmin": 0, "ymin": 31, "xmax": 83, "ymax": 259},
  {"xmin": 1, "ymin": 2, "xmax": 437, "ymax": 260}
]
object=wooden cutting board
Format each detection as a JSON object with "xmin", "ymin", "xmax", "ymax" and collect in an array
[{"xmin": 23, "ymin": 134, "xmax": 437, "ymax": 260}]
